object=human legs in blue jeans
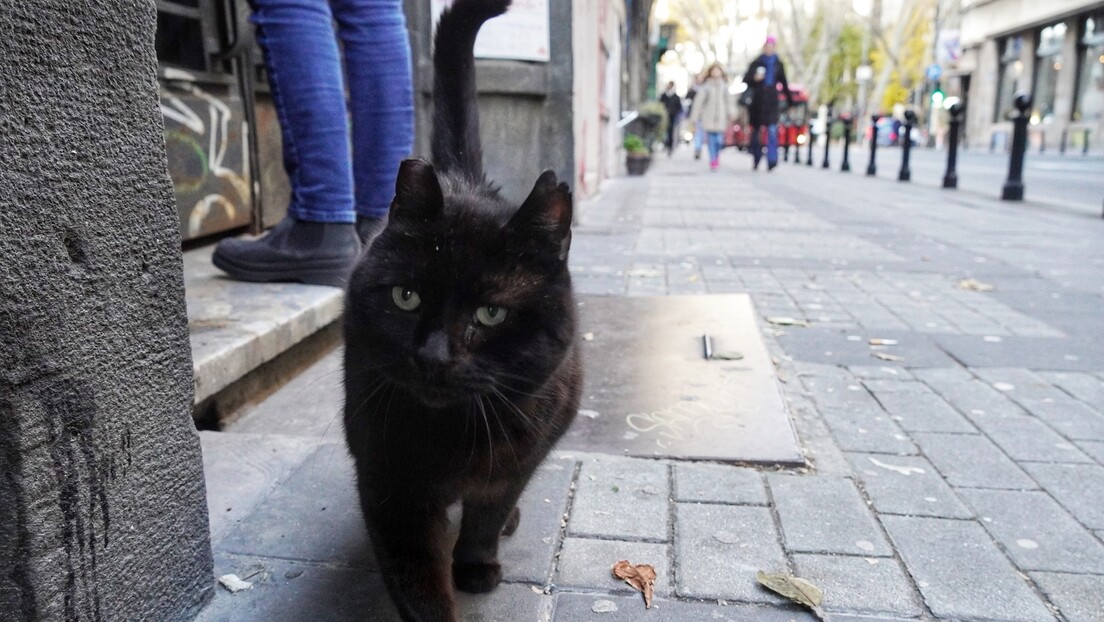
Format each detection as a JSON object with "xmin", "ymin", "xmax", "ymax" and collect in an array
[
  {"xmin": 749, "ymin": 123, "xmax": 780, "ymax": 170},
  {"xmin": 212, "ymin": 0, "xmax": 413, "ymax": 286},
  {"xmin": 707, "ymin": 131, "xmax": 724, "ymax": 169},
  {"xmin": 692, "ymin": 121, "xmax": 703, "ymax": 158},
  {"xmin": 765, "ymin": 123, "xmax": 779, "ymax": 167}
]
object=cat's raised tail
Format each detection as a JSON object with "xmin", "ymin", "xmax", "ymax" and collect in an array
[{"xmin": 431, "ymin": 0, "xmax": 511, "ymax": 183}]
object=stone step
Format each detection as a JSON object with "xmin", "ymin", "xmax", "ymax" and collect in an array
[{"xmin": 184, "ymin": 244, "xmax": 344, "ymax": 409}]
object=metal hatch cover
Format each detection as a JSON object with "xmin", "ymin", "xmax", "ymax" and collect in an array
[{"xmin": 561, "ymin": 295, "xmax": 803, "ymax": 466}]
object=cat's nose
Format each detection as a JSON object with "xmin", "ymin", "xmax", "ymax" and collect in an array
[{"xmin": 416, "ymin": 330, "xmax": 451, "ymax": 371}]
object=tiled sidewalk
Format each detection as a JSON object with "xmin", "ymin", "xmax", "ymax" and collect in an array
[{"xmin": 196, "ymin": 149, "xmax": 1104, "ymax": 621}]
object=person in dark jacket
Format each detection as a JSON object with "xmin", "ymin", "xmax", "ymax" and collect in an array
[
  {"xmin": 742, "ymin": 36, "xmax": 793, "ymax": 171},
  {"xmin": 659, "ymin": 81, "xmax": 683, "ymax": 155}
]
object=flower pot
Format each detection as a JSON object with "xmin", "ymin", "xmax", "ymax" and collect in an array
[{"xmin": 626, "ymin": 154, "xmax": 651, "ymax": 176}]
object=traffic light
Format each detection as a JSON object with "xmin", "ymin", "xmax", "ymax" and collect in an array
[{"xmin": 931, "ymin": 81, "xmax": 945, "ymax": 107}]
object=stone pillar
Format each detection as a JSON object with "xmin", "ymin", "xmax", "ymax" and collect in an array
[{"xmin": 0, "ymin": 1, "xmax": 213, "ymax": 620}]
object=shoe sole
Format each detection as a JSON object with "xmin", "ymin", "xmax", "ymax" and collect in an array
[{"xmin": 212, "ymin": 251, "xmax": 356, "ymax": 288}]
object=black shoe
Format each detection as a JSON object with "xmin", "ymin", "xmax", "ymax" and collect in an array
[
  {"xmin": 356, "ymin": 215, "xmax": 388, "ymax": 246},
  {"xmin": 694, "ymin": 150, "xmax": 701, "ymax": 160},
  {"xmin": 212, "ymin": 216, "xmax": 361, "ymax": 287},
  {"xmin": 768, "ymin": 161, "xmax": 778, "ymax": 171},
  {"xmin": 752, "ymin": 158, "xmax": 761, "ymax": 171}
]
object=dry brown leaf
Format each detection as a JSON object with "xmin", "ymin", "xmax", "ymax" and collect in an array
[{"xmin": 612, "ymin": 560, "xmax": 657, "ymax": 609}]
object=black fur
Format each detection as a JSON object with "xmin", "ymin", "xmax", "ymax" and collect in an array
[{"xmin": 343, "ymin": 1, "xmax": 580, "ymax": 620}]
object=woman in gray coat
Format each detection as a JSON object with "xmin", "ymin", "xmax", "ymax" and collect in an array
[{"xmin": 689, "ymin": 63, "xmax": 734, "ymax": 171}]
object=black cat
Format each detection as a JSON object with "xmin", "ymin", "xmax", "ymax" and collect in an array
[{"xmin": 342, "ymin": 1, "xmax": 581, "ymax": 620}]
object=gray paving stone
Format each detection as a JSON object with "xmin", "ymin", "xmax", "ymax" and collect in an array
[
  {"xmin": 792, "ymin": 554, "xmax": 923, "ymax": 617},
  {"xmin": 768, "ymin": 475, "xmax": 891, "ymax": 556},
  {"xmin": 1037, "ymin": 371, "xmax": 1104, "ymax": 409},
  {"xmin": 196, "ymin": 554, "xmax": 551, "ymax": 622},
  {"xmin": 960, "ymin": 489, "xmax": 1104, "ymax": 573},
  {"xmin": 568, "ymin": 456, "xmax": 669, "ymax": 541},
  {"xmin": 674, "ymin": 503, "xmax": 787, "ymax": 603},
  {"xmin": 200, "ymin": 432, "xmax": 320, "ymax": 543},
  {"xmin": 552, "ymin": 593, "xmax": 820, "ymax": 621},
  {"xmin": 1079, "ymin": 440, "xmax": 1104, "ymax": 463},
  {"xmin": 216, "ymin": 442, "xmax": 376, "ymax": 568},
  {"xmin": 673, "ymin": 463, "xmax": 767, "ymax": 505},
  {"xmin": 916, "ymin": 368, "xmax": 1026, "ymax": 417},
  {"xmin": 555, "ymin": 538, "xmax": 670, "ymax": 596},
  {"xmin": 1021, "ymin": 463, "xmax": 1104, "ymax": 530},
  {"xmin": 881, "ymin": 516, "xmax": 1055, "ymax": 622},
  {"xmin": 847, "ymin": 365, "xmax": 915, "ymax": 380},
  {"xmin": 972, "ymin": 413, "xmax": 1094, "ymax": 463},
  {"xmin": 847, "ymin": 453, "xmax": 973, "ymax": 519},
  {"xmin": 228, "ymin": 348, "xmax": 344, "ymax": 438},
  {"xmin": 911, "ymin": 432, "xmax": 1037, "ymax": 490},
  {"xmin": 820, "ymin": 405, "xmax": 918, "ymax": 455},
  {"xmin": 1030, "ymin": 572, "xmax": 1104, "ymax": 622},
  {"xmin": 871, "ymin": 387, "xmax": 975, "ymax": 433},
  {"xmin": 973, "ymin": 368, "xmax": 1104, "ymax": 440},
  {"xmin": 501, "ymin": 459, "xmax": 578, "ymax": 584}
]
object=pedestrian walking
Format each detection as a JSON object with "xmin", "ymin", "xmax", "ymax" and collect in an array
[
  {"xmin": 686, "ymin": 74, "xmax": 704, "ymax": 160},
  {"xmin": 659, "ymin": 81, "xmax": 683, "ymax": 156},
  {"xmin": 211, "ymin": 0, "xmax": 414, "ymax": 287},
  {"xmin": 742, "ymin": 36, "xmax": 793, "ymax": 171},
  {"xmin": 689, "ymin": 63, "xmax": 735, "ymax": 171}
]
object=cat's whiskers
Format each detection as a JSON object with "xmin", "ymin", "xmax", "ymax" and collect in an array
[
  {"xmin": 488, "ymin": 386, "xmax": 543, "ymax": 436},
  {"xmin": 485, "ymin": 395, "xmax": 520, "ymax": 467},
  {"xmin": 474, "ymin": 394, "xmax": 496, "ymax": 482}
]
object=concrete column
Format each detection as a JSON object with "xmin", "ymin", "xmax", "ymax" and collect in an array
[{"xmin": 0, "ymin": 1, "xmax": 213, "ymax": 620}]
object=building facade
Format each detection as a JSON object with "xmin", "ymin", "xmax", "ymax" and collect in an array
[{"xmin": 958, "ymin": 0, "xmax": 1104, "ymax": 152}]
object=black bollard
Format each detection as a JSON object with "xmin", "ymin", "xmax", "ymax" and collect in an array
[
  {"xmin": 943, "ymin": 103, "xmax": 964, "ymax": 189},
  {"xmin": 1040, "ymin": 130, "xmax": 1046, "ymax": 154},
  {"xmin": 793, "ymin": 134, "xmax": 801, "ymax": 164},
  {"xmin": 840, "ymin": 113, "xmax": 853, "ymax": 172},
  {"xmin": 1002, "ymin": 94, "xmax": 1032, "ymax": 201},
  {"xmin": 784, "ymin": 140, "xmax": 791, "ymax": 162},
  {"xmin": 822, "ymin": 118, "xmax": 832, "ymax": 169},
  {"xmin": 1060, "ymin": 127, "xmax": 1068, "ymax": 155},
  {"xmin": 867, "ymin": 114, "xmax": 881, "ymax": 176},
  {"xmin": 806, "ymin": 129, "xmax": 815, "ymax": 166},
  {"xmin": 898, "ymin": 110, "xmax": 917, "ymax": 181},
  {"xmin": 1085, "ymin": 129, "xmax": 1091, "ymax": 156}
]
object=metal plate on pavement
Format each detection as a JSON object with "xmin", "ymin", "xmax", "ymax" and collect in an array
[{"xmin": 561, "ymin": 295, "xmax": 803, "ymax": 466}]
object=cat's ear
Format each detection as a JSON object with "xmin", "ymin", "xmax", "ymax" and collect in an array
[
  {"xmin": 390, "ymin": 158, "xmax": 444, "ymax": 220},
  {"xmin": 509, "ymin": 170, "xmax": 573, "ymax": 260}
]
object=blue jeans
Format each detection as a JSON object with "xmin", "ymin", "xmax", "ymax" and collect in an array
[
  {"xmin": 749, "ymin": 124, "xmax": 779, "ymax": 165},
  {"xmin": 707, "ymin": 132, "xmax": 724, "ymax": 162},
  {"xmin": 692, "ymin": 121, "xmax": 703, "ymax": 152},
  {"xmin": 251, "ymin": 0, "xmax": 414, "ymax": 223}
]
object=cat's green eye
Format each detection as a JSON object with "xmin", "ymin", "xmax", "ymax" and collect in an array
[
  {"xmin": 474, "ymin": 305, "xmax": 507, "ymax": 327},
  {"xmin": 391, "ymin": 286, "xmax": 421, "ymax": 311}
]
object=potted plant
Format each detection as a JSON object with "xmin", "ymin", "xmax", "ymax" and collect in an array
[{"xmin": 624, "ymin": 134, "xmax": 651, "ymax": 175}]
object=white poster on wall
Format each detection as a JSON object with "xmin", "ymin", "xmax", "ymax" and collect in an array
[{"xmin": 429, "ymin": 0, "xmax": 550, "ymax": 62}]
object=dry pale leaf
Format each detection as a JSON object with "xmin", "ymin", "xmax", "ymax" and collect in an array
[
  {"xmin": 612, "ymin": 560, "xmax": 657, "ymax": 609},
  {"xmin": 218, "ymin": 574, "xmax": 253, "ymax": 593},
  {"xmin": 872, "ymin": 352, "xmax": 904, "ymax": 362},
  {"xmin": 712, "ymin": 350, "xmax": 744, "ymax": 361},
  {"xmin": 756, "ymin": 571, "xmax": 827, "ymax": 620},
  {"xmin": 957, "ymin": 278, "xmax": 995, "ymax": 292}
]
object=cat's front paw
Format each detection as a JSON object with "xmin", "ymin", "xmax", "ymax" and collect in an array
[{"xmin": 453, "ymin": 561, "xmax": 502, "ymax": 593}]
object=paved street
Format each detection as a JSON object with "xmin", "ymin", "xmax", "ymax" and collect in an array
[
  {"xmin": 196, "ymin": 147, "xmax": 1104, "ymax": 621},
  {"xmin": 794, "ymin": 139, "xmax": 1104, "ymax": 217}
]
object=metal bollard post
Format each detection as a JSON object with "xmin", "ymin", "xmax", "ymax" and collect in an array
[
  {"xmin": 943, "ymin": 103, "xmax": 964, "ymax": 189},
  {"xmin": 867, "ymin": 114, "xmax": 880, "ymax": 176},
  {"xmin": 1085, "ymin": 129, "xmax": 1091, "ymax": 156},
  {"xmin": 1060, "ymin": 128, "xmax": 1068, "ymax": 155},
  {"xmin": 783, "ymin": 140, "xmax": 791, "ymax": 162},
  {"xmin": 807, "ymin": 129, "xmax": 815, "ymax": 166},
  {"xmin": 1001, "ymin": 94, "xmax": 1032, "ymax": 201},
  {"xmin": 840, "ymin": 113, "xmax": 852, "ymax": 172},
  {"xmin": 822, "ymin": 118, "xmax": 832, "ymax": 169},
  {"xmin": 898, "ymin": 110, "xmax": 917, "ymax": 182},
  {"xmin": 1039, "ymin": 129, "xmax": 1046, "ymax": 154},
  {"xmin": 793, "ymin": 134, "xmax": 801, "ymax": 164}
]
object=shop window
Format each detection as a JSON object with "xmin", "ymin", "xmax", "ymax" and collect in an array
[
  {"xmin": 1031, "ymin": 22, "xmax": 1067, "ymax": 124},
  {"xmin": 994, "ymin": 36, "xmax": 1025, "ymax": 122},
  {"xmin": 1074, "ymin": 11, "xmax": 1104, "ymax": 122}
]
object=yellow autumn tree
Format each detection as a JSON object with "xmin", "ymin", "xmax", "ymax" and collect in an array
[{"xmin": 870, "ymin": 0, "xmax": 933, "ymax": 111}]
